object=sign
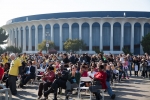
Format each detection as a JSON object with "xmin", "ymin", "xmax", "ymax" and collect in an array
[{"xmin": 46, "ymin": 43, "xmax": 49, "ymax": 47}]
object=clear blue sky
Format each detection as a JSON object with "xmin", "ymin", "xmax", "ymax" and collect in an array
[{"xmin": 0, "ymin": 0, "xmax": 150, "ymax": 27}]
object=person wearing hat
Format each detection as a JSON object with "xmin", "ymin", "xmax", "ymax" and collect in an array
[{"xmin": 37, "ymin": 66, "xmax": 55, "ymax": 99}]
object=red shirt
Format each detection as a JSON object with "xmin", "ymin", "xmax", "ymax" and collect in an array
[
  {"xmin": 43, "ymin": 71, "xmax": 55, "ymax": 82},
  {"xmin": 94, "ymin": 71, "xmax": 107, "ymax": 89},
  {"xmin": 81, "ymin": 71, "xmax": 88, "ymax": 77},
  {"xmin": 0, "ymin": 67, "xmax": 4, "ymax": 80}
]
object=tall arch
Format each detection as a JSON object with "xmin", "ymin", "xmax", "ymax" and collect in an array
[
  {"xmin": 25, "ymin": 26, "xmax": 29, "ymax": 51},
  {"xmin": 45, "ymin": 24, "xmax": 51, "ymax": 41},
  {"xmin": 72, "ymin": 23, "xmax": 79, "ymax": 39},
  {"xmin": 53, "ymin": 24, "xmax": 60, "ymax": 50},
  {"xmin": 62, "ymin": 23, "xmax": 69, "ymax": 43},
  {"xmin": 103, "ymin": 22, "xmax": 110, "ymax": 50},
  {"xmin": 113, "ymin": 22, "xmax": 121, "ymax": 51},
  {"xmin": 144, "ymin": 23, "xmax": 150, "ymax": 36},
  {"xmin": 124, "ymin": 22, "xmax": 131, "ymax": 50},
  {"xmin": 38, "ymin": 25, "xmax": 43, "ymax": 44},
  {"xmin": 31, "ymin": 25, "xmax": 35, "ymax": 51},
  {"xmin": 82, "ymin": 22, "xmax": 89, "ymax": 50},
  {"xmin": 92, "ymin": 22, "xmax": 100, "ymax": 50},
  {"xmin": 134, "ymin": 22, "xmax": 141, "ymax": 54}
]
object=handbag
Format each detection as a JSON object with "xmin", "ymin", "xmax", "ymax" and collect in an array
[{"xmin": 93, "ymin": 80, "xmax": 101, "ymax": 85}]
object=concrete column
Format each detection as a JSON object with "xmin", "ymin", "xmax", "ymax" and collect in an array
[
  {"xmin": 51, "ymin": 24, "xmax": 54, "ymax": 42},
  {"xmin": 130, "ymin": 23, "xmax": 134, "ymax": 53},
  {"xmin": 100, "ymin": 22, "xmax": 103, "ymax": 51},
  {"xmin": 69, "ymin": 23, "xmax": 72, "ymax": 39},
  {"xmin": 42, "ymin": 25, "xmax": 45, "ymax": 41},
  {"xmin": 11, "ymin": 29, "xmax": 14, "ymax": 46},
  {"xmin": 10, "ymin": 29, "xmax": 13, "ymax": 45},
  {"xmin": 14, "ymin": 29, "xmax": 17, "ymax": 47},
  {"xmin": 7, "ymin": 29, "xmax": 10, "ymax": 46},
  {"xmin": 110, "ymin": 22, "xmax": 113, "ymax": 51},
  {"xmin": 79, "ymin": 23, "xmax": 82, "ymax": 40},
  {"xmin": 59, "ymin": 24, "xmax": 63, "ymax": 51},
  {"xmin": 6, "ymin": 30, "xmax": 9, "ymax": 46},
  {"xmin": 18, "ymin": 28, "xmax": 21, "ymax": 48},
  {"xmin": 140, "ymin": 22, "xmax": 144, "ymax": 54},
  {"xmin": 89, "ymin": 23, "xmax": 92, "ymax": 51},
  {"xmin": 35, "ymin": 25, "xmax": 38, "ymax": 51},
  {"xmin": 9, "ymin": 29, "xmax": 12, "ymax": 46},
  {"xmin": 23, "ymin": 27, "xmax": 26, "ymax": 52},
  {"xmin": 120, "ymin": 22, "xmax": 124, "ymax": 50},
  {"xmin": 28, "ymin": 26, "xmax": 32, "ymax": 51},
  {"xmin": 10, "ymin": 30, "xmax": 12, "ymax": 46}
]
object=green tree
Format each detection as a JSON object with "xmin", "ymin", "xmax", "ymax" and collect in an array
[
  {"xmin": 64, "ymin": 39, "xmax": 86, "ymax": 52},
  {"xmin": 0, "ymin": 28, "xmax": 8, "ymax": 44},
  {"xmin": 4, "ymin": 46, "xmax": 22, "ymax": 53},
  {"xmin": 38, "ymin": 40, "xmax": 55, "ymax": 51},
  {"xmin": 94, "ymin": 48, "xmax": 104, "ymax": 54},
  {"xmin": 122, "ymin": 47, "xmax": 132, "ymax": 55},
  {"xmin": 0, "ymin": 46, "xmax": 4, "ymax": 54},
  {"xmin": 141, "ymin": 33, "xmax": 150, "ymax": 54}
]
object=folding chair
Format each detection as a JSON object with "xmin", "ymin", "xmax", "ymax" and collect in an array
[
  {"xmin": 78, "ymin": 77, "xmax": 92, "ymax": 100},
  {"xmin": 0, "ymin": 84, "xmax": 12, "ymax": 100},
  {"xmin": 36, "ymin": 69, "xmax": 45, "ymax": 83}
]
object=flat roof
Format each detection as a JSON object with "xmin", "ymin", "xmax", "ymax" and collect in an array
[{"xmin": 7, "ymin": 11, "xmax": 150, "ymax": 24}]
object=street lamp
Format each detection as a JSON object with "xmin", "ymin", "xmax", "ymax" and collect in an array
[{"xmin": 45, "ymin": 32, "xmax": 50, "ymax": 53}]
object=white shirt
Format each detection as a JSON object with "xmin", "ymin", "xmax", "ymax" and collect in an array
[
  {"xmin": 26, "ymin": 66, "xmax": 31, "ymax": 74},
  {"xmin": 88, "ymin": 71, "xmax": 96, "ymax": 78},
  {"xmin": 120, "ymin": 57, "xmax": 124, "ymax": 63}
]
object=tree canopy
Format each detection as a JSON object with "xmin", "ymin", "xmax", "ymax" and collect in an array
[
  {"xmin": 0, "ymin": 28, "xmax": 8, "ymax": 44},
  {"xmin": 122, "ymin": 47, "xmax": 133, "ymax": 55},
  {"xmin": 38, "ymin": 40, "xmax": 55, "ymax": 51},
  {"xmin": 141, "ymin": 33, "xmax": 150, "ymax": 55},
  {"xmin": 63, "ymin": 39, "xmax": 86, "ymax": 52},
  {"xmin": 0, "ymin": 46, "xmax": 22, "ymax": 54}
]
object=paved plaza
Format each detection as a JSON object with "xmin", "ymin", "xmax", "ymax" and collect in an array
[{"xmin": 1, "ymin": 76, "xmax": 150, "ymax": 100}]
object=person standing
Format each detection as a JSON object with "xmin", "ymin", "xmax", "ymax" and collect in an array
[
  {"xmin": 8, "ymin": 53, "xmax": 22, "ymax": 95},
  {"xmin": 133, "ymin": 57, "xmax": 139, "ymax": 77},
  {"xmin": 1, "ymin": 53, "xmax": 9, "ymax": 65}
]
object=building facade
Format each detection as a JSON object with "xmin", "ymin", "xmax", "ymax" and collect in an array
[{"xmin": 2, "ymin": 11, "xmax": 150, "ymax": 54}]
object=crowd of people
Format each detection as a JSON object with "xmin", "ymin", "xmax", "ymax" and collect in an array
[{"xmin": 0, "ymin": 51, "xmax": 150, "ymax": 100}]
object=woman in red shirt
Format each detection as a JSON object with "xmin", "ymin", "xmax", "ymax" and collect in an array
[
  {"xmin": 0, "ymin": 63, "xmax": 4, "ymax": 80},
  {"xmin": 38, "ymin": 66, "xmax": 55, "ymax": 99},
  {"xmin": 89, "ymin": 65, "xmax": 107, "ymax": 100}
]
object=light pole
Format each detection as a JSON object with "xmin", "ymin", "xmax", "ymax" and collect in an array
[{"xmin": 45, "ymin": 32, "xmax": 50, "ymax": 53}]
